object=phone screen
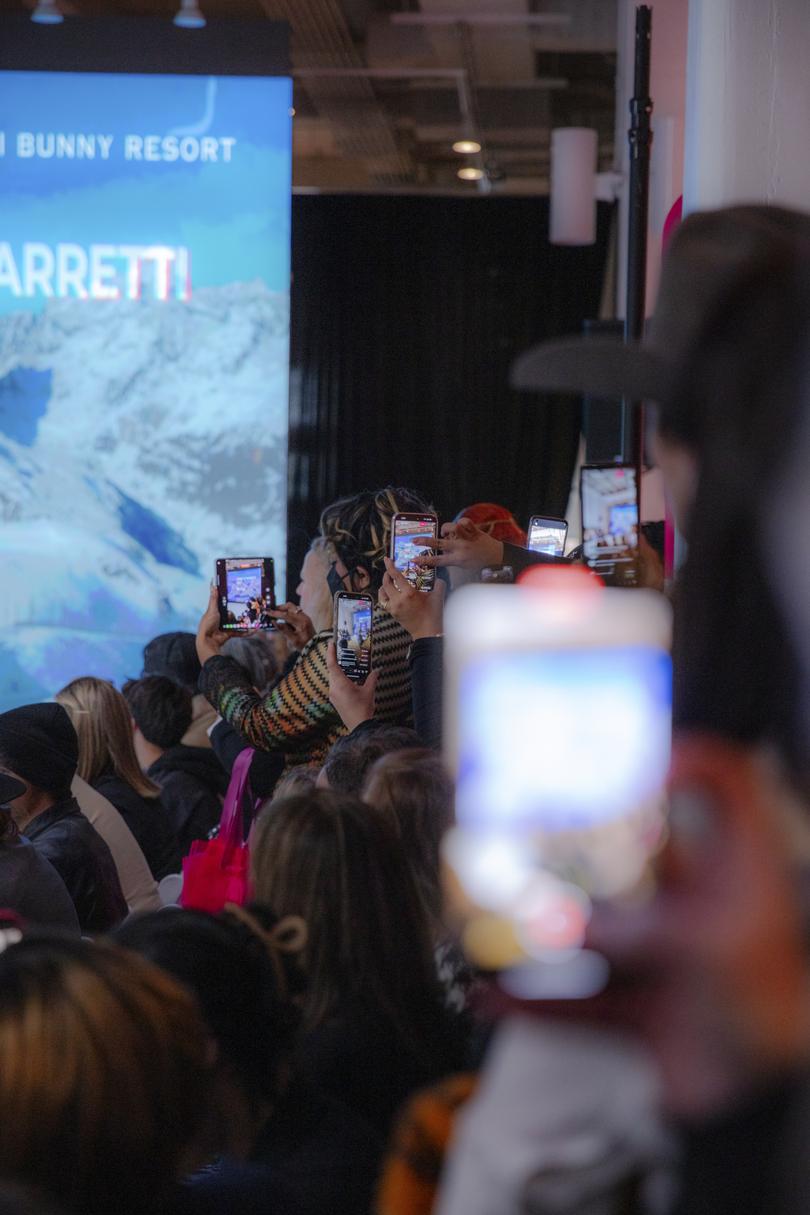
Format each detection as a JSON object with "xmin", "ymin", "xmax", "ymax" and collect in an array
[
  {"xmin": 216, "ymin": 558, "xmax": 276, "ymax": 631},
  {"xmin": 391, "ymin": 514, "xmax": 438, "ymax": 593},
  {"xmin": 580, "ymin": 466, "xmax": 639, "ymax": 586},
  {"xmin": 527, "ymin": 517, "xmax": 568, "ymax": 557},
  {"xmin": 334, "ymin": 593, "xmax": 373, "ymax": 683},
  {"xmin": 457, "ymin": 645, "xmax": 671, "ymax": 835}
]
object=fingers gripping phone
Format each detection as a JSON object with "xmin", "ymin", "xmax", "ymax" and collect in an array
[
  {"xmin": 216, "ymin": 558, "xmax": 276, "ymax": 631},
  {"xmin": 390, "ymin": 512, "xmax": 439, "ymax": 593},
  {"xmin": 580, "ymin": 465, "xmax": 640, "ymax": 587},
  {"xmin": 333, "ymin": 591, "xmax": 374, "ymax": 683},
  {"xmin": 527, "ymin": 516, "xmax": 568, "ymax": 558}
]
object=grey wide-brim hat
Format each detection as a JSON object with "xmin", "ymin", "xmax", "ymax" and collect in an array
[{"xmin": 511, "ymin": 204, "xmax": 810, "ymax": 403}]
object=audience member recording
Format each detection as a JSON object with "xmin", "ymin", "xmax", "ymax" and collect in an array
[
  {"xmin": 195, "ymin": 488, "xmax": 427, "ymax": 772},
  {"xmin": 56, "ymin": 676, "xmax": 180, "ymax": 881},
  {"xmin": 123, "ymin": 675, "xmax": 226, "ymax": 856},
  {"xmin": 0, "ymin": 204, "xmax": 809, "ymax": 1215}
]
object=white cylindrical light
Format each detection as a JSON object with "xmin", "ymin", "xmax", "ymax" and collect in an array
[
  {"xmin": 174, "ymin": 0, "xmax": 206, "ymax": 29},
  {"xmin": 31, "ymin": 0, "xmax": 63, "ymax": 23},
  {"xmin": 549, "ymin": 127, "xmax": 598, "ymax": 245}
]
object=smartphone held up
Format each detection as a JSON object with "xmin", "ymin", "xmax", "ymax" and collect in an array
[
  {"xmin": 333, "ymin": 591, "xmax": 373, "ymax": 683},
  {"xmin": 580, "ymin": 465, "xmax": 640, "ymax": 587},
  {"xmin": 442, "ymin": 569, "xmax": 672, "ymax": 995},
  {"xmin": 527, "ymin": 515, "xmax": 568, "ymax": 558},
  {"xmin": 216, "ymin": 558, "xmax": 276, "ymax": 632},
  {"xmin": 390, "ymin": 512, "xmax": 439, "ymax": 593}
]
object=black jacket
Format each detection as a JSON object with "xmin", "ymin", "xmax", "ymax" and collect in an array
[
  {"xmin": 24, "ymin": 797, "xmax": 127, "ymax": 932},
  {"xmin": 147, "ymin": 746, "xmax": 227, "ymax": 858},
  {"xmin": 93, "ymin": 773, "xmax": 180, "ymax": 881},
  {"xmin": 409, "ymin": 636, "xmax": 443, "ymax": 750},
  {"xmin": 209, "ymin": 720, "xmax": 284, "ymax": 800},
  {"xmin": 0, "ymin": 832, "xmax": 80, "ymax": 933}
]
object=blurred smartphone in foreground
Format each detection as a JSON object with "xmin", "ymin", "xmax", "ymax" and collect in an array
[
  {"xmin": 580, "ymin": 465, "xmax": 639, "ymax": 587},
  {"xmin": 527, "ymin": 515, "xmax": 568, "ymax": 557},
  {"xmin": 216, "ymin": 558, "xmax": 276, "ymax": 632},
  {"xmin": 390, "ymin": 512, "xmax": 438, "ymax": 593},
  {"xmin": 333, "ymin": 591, "xmax": 373, "ymax": 683},
  {"xmin": 443, "ymin": 574, "xmax": 672, "ymax": 985}
]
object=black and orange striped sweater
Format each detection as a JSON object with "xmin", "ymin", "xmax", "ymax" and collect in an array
[{"xmin": 199, "ymin": 605, "xmax": 413, "ymax": 771}]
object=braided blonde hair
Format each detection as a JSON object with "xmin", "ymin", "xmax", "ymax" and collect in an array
[{"xmin": 318, "ymin": 487, "xmax": 434, "ymax": 591}]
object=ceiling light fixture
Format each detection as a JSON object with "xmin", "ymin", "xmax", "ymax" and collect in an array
[
  {"xmin": 453, "ymin": 139, "xmax": 481, "ymax": 155},
  {"xmin": 174, "ymin": 0, "xmax": 206, "ymax": 29},
  {"xmin": 458, "ymin": 166, "xmax": 485, "ymax": 182},
  {"xmin": 31, "ymin": 0, "xmax": 63, "ymax": 24}
]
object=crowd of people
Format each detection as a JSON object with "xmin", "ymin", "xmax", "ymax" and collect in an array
[{"xmin": 0, "ymin": 202, "xmax": 809, "ymax": 1215}]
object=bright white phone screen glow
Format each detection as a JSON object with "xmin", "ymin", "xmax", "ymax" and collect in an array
[{"xmin": 457, "ymin": 646, "xmax": 671, "ymax": 831}]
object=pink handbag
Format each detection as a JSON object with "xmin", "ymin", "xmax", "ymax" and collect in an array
[{"xmin": 180, "ymin": 748, "xmax": 256, "ymax": 913}]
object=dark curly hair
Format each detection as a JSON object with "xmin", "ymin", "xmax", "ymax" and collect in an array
[{"xmin": 319, "ymin": 486, "xmax": 434, "ymax": 592}]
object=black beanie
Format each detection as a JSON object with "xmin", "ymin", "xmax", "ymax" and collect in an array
[
  {"xmin": 142, "ymin": 632, "xmax": 201, "ymax": 693},
  {"xmin": 0, "ymin": 703, "xmax": 78, "ymax": 798}
]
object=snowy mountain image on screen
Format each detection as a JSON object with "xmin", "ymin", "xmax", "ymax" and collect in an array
[{"xmin": 0, "ymin": 283, "xmax": 288, "ymax": 710}]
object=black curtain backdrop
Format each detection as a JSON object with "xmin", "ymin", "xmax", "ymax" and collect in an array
[{"xmin": 287, "ymin": 194, "xmax": 612, "ymax": 596}]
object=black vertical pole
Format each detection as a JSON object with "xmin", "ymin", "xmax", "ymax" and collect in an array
[
  {"xmin": 623, "ymin": 4, "xmax": 653, "ymax": 519},
  {"xmin": 625, "ymin": 5, "xmax": 654, "ymax": 346}
]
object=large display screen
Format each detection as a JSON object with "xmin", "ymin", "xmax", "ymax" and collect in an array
[{"xmin": 0, "ymin": 68, "xmax": 291, "ymax": 709}]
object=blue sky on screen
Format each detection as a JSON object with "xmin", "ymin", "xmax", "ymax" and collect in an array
[{"xmin": 0, "ymin": 71, "xmax": 292, "ymax": 311}]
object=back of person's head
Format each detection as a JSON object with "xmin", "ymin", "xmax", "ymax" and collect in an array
[
  {"xmin": 56, "ymin": 677, "xmax": 160, "ymax": 799},
  {"xmin": 319, "ymin": 486, "xmax": 434, "ymax": 593},
  {"xmin": 221, "ymin": 632, "xmax": 284, "ymax": 697},
  {"xmin": 121, "ymin": 675, "xmax": 192, "ymax": 750},
  {"xmin": 321, "ymin": 724, "xmax": 422, "ymax": 794},
  {"xmin": 141, "ymin": 631, "xmax": 201, "ymax": 695},
  {"xmin": 251, "ymin": 788, "xmax": 441, "ymax": 1052},
  {"xmin": 271, "ymin": 764, "xmax": 320, "ymax": 800},
  {"xmin": 661, "ymin": 238, "xmax": 810, "ymax": 788},
  {"xmin": 363, "ymin": 749, "xmax": 455, "ymax": 931},
  {"xmin": 0, "ymin": 704, "xmax": 78, "ymax": 802},
  {"xmin": 454, "ymin": 502, "xmax": 527, "ymax": 547},
  {"xmin": 114, "ymin": 904, "xmax": 304, "ymax": 1117},
  {"xmin": 0, "ymin": 932, "xmax": 212, "ymax": 1215}
]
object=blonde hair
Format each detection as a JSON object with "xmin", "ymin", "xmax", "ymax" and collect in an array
[
  {"xmin": 0, "ymin": 936, "xmax": 213, "ymax": 1215},
  {"xmin": 56, "ymin": 676, "xmax": 161, "ymax": 799},
  {"xmin": 319, "ymin": 487, "xmax": 433, "ymax": 592}
]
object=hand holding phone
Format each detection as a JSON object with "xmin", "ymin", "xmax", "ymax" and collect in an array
[
  {"xmin": 390, "ymin": 512, "xmax": 439, "ymax": 593},
  {"xmin": 215, "ymin": 558, "xmax": 276, "ymax": 631},
  {"xmin": 380, "ymin": 556, "xmax": 445, "ymax": 638}
]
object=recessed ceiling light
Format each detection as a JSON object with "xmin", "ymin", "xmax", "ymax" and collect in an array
[
  {"xmin": 453, "ymin": 139, "xmax": 482, "ymax": 155},
  {"xmin": 174, "ymin": 0, "xmax": 206, "ymax": 29},
  {"xmin": 31, "ymin": 0, "xmax": 63, "ymax": 24},
  {"xmin": 458, "ymin": 166, "xmax": 485, "ymax": 182}
]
